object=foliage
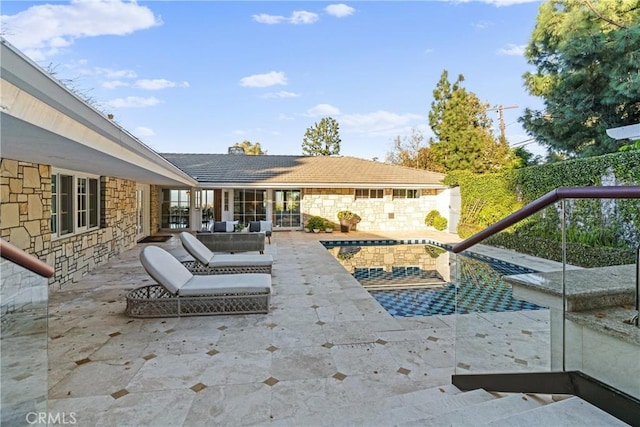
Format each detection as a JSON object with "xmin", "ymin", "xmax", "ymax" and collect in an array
[
  {"xmin": 444, "ymin": 170, "xmax": 522, "ymax": 238},
  {"xmin": 232, "ymin": 140, "xmax": 266, "ymax": 155},
  {"xmin": 486, "ymin": 233, "xmax": 636, "ymax": 268},
  {"xmin": 385, "ymin": 128, "xmax": 434, "ymax": 169},
  {"xmin": 427, "ymin": 70, "xmax": 515, "ymax": 173},
  {"xmin": 432, "ymin": 216, "xmax": 448, "ymax": 231},
  {"xmin": 305, "ymin": 216, "xmax": 326, "ymax": 230},
  {"xmin": 520, "ymin": 0, "xmax": 640, "ymax": 157},
  {"xmin": 424, "ymin": 210, "xmax": 439, "ymax": 226},
  {"xmin": 424, "ymin": 245, "xmax": 446, "ymax": 258},
  {"xmin": 338, "ymin": 210, "xmax": 362, "ymax": 223},
  {"xmin": 424, "ymin": 210, "xmax": 447, "ymax": 231},
  {"xmin": 449, "ymin": 150, "xmax": 640, "ymax": 265},
  {"xmin": 323, "ymin": 219, "xmax": 335, "ymax": 229},
  {"xmin": 302, "ymin": 117, "xmax": 341, "ymax": 156}
]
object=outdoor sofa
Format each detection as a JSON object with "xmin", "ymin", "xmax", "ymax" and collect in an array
[
  {"xmin": 125, "ymin": 245, "xmax": 271, "ymax": 318},
  {"xmin": 180, "ymin": 232, "xmax": 273, "ymax": 275}
]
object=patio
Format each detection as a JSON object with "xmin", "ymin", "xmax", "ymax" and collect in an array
[{"xmin": 45, "ymin": 230, "xmax": 553, "ymax": 426}]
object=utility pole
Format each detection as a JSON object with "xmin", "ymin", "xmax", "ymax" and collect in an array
[{"xmin": 486, "ymin": 105, "xmax": 518, "ymax": 142}]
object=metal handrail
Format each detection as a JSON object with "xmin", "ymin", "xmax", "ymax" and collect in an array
[
  {"xmin": 0, "ymin": 238, "xmax": 54, "ymax": 278},
  {"xmin": 452, "ymin": 186, "xmax": 640, "ymax": 254}
]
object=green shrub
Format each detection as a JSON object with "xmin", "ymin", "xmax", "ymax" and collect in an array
[
  {"xmin": 424, "ymin": 210, "xmax": 439, "ymax": 226},
  {"xmin": 432, "ymin": 216, "xmax": 448, "ymax": 231},
  {"xmin": 306, "ymin": 216, "xmax": 326, "ymax": 230}
]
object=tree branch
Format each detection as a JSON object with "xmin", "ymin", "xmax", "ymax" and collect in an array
[{"xmin": 581, "ymin": 0, "xmax": 628, "ymax": 29}]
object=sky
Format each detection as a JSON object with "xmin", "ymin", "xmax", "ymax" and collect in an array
[{"xmin": 1, "ymin": 0, "xmax": 548, "ymax": 160}]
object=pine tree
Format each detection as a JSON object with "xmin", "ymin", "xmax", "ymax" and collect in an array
[{"xmin": 302, "ymin": 117, "xmax": 341, "ymax": 156}]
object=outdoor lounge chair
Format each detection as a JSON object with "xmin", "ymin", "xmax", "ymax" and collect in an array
[
  {"xmin": 179, "ymin": 232, "xmax": 273, "ymax": 275},
  {"xmin": 125, "ymin": 245, "xmax": 271, "ymax": 318}
]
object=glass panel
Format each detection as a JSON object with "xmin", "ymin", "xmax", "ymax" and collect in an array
[
  {"xmin": 160, "ymin": 189, "xmax": 190, "ymax": 229},
  {"xmin": 88, "ymin": 178, "xmax": 98, "ymax": 228},
  {"xmin": 201, "ymin": 190, "xmax": 215, "ymax": 229},
  {"xmin": 562, "ymin": 197, "xmax": 640, "ymax": 399},
  {"xmin": 273, "ymin": 190, "xmax": 301, "ymax": 227},
  {"xmin": 59, "ymin": 175, "xmax": 73, "ymax": 235},
  {"xmin": 51, "ymin": 174, "xmax": 57, "ymax": 234},
  {"xmin": 77, "ymin": 177, "xmax": 87, "ymax": 228},
  {"xmin": 1, "ymin": 258, "xmax": 48, "ymax": 425},
  {"xmin": 233, "ymin": 189, "xmax": 268, "ymax": 224},
  {"xmin": 453, "ymin": 202, "xmax": 557, "ymax": 376}
]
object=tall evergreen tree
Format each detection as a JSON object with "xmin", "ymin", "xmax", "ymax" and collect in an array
[
  {"xmin": 427, "ymin": 70, "xmax": 513, "ymax": 173},
  {"xmin": 520, "ymin": 0, "xmax": 640, "ymax": 157},
  {"xmin": 302, "ymin": 117, "xmax": 341, "ymax": 156}
]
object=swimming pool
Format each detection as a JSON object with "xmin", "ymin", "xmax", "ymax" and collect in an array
[{"xmin": 322, "ymin": 239, "xmax": 546, "ymax": 318}]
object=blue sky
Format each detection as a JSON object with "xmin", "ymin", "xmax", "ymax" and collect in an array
[{"xmin": 1, "ymin": 0, "xmax": 546, "ymax": 160}]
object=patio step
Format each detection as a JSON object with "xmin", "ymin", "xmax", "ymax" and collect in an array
[{"xmin": 271, "ymin": 385, "xmax": 630, "ymax": 426}]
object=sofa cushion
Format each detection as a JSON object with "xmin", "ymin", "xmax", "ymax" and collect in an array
[
  {"xmin": 260, "ymin": 220, "xmax": 272, "ymax": 233},
  {"xmin": 213, "ymin": 221, "xmax": 227, "ymax": 232},
  {"xmin": 180, "ymin": 273, "xmax": 272, "ymax": 296},
  {"xmin": 249, "ymin": 221, "xmax": 261, "ymax": 232},
  {"xmin": 226, "ymin": 220, "xmax": 238, "ymax": 232}
]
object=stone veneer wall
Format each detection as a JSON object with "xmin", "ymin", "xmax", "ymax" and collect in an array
[
  {"xmin": 0, "ymin": 158, "xmax": 138, "ymax": 289},
  {"xmin": 302, "ymin": 188, "xmax": 445, "ymax": 232},
  {"xmin": 150, "ymin": 185, "xmax": 161, "ymax": 234}
]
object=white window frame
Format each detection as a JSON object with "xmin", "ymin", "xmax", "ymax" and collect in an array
[
  {"xmin": 51, "ymin": 168, "xmax": 101, "ymax": 239},
  {"xmin": 392, "ymin": 189, "xmax": 419, "ymax": 199},
  {"xmin": 355, "ymin": 188, "xmax": 384, "ymax": 199}
]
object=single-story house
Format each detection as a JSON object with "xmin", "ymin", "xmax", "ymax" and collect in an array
[{"xmin": 1, "ymin": 38, "xmax": 458, "ymax": 290}]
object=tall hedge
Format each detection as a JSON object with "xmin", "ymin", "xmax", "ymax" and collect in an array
[{"xmin": 446, "ymin": 151, "xmax": 640, "ymax": 265}]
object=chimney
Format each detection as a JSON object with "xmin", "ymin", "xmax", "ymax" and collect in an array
[{"xmin": 228, "ymin": 146, "xmax": 245, "ymax": 155}]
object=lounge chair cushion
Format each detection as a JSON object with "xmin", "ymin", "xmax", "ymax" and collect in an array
[
  {"xmin": 180, "ymin": 232, "xmax": 214, "ymax": 265},
  {"xmin": 179, "ymin": 273, "xmax": 272, "ymax": 296},
  {"xmin": 208, "ymin": 253, "xmax": 273, "ymax": 268},
  {"xmin": 140, "ymin": 246, "xmax": 193, "ymax": 295}
]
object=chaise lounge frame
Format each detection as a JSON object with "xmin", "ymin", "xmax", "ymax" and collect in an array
[
  {"xmin": 126, "ymin": 284, "xmax": 270, "ymax": 318},
  {"xmin": 179, "ymin": 232, "xmax": 273, "ymax": 275},
  {"xmin": 126, "ymin": 245, "xmax": 271, "ymax": 318}
]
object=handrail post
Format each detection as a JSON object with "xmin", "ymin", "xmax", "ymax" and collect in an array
[{"xmin": 561, "ymin": 199, "xmax": 567, "ymax": 371}]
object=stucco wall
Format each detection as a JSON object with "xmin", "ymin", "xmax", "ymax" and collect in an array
[
  {"xmin": 302, "ymin": 188, "xmax": 450, "ymax": 232},
  {"xmin": 0, "ymin": 158, "xmax": 138, "ymax": 288}
]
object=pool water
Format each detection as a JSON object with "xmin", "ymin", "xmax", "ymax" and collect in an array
[{"xmin": 322, "ymin": 240, "xmax": 547, "ymax": 318}]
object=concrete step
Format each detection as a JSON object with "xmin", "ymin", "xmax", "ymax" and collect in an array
[
  {"xmin": 270, "ymin": 385, "xmax": 493, "ymax": 426},
  {"xmin": 398, "ymin": 393, "xmax": 544, "ymax": 426},
  {"xmin": 485, "ymin": 396, "xmax": 630, "ymax": 426}
]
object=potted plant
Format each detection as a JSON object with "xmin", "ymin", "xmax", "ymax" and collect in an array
[
  {"xmin": 324, "ymin": 220, "xmax": 334, "ymax": 233},
  {"xmin": 306, "ymin": 216, "xmax": 325, "ymax": 233},
  {"xmin": 337, "ymin": 210, "xmax": 355, "ymax": 232}
]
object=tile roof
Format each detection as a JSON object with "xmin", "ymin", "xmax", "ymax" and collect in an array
[{"xmin": 160, "ymin": 153, "xmax": 446, "ymax": 188}]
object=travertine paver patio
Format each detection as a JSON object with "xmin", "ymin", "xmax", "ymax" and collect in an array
[{"xmin": 46, "ymin": 230, "xmax": 552, "ymax": 426}]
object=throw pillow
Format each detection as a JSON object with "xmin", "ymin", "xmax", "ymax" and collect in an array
[
  {"xmin": 213, "ymin": 221, "xmax": 226, "ymax": 232},
  {"xmin": 249, "ymin": 221, "xmax": 261, "ymax": 232},
  {"xmin": 226, "ymin": 221, "xmax": 238, "ymax": 232},
  {"xmin": 260, "ymin": 220, "xmax": 273, "ymax": 232}
]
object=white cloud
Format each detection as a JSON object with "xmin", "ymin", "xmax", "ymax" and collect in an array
[
  {"xmin": 134, "ymin": 126, "xmax": 155, "ymax": 137},
  {"xmin": 497, "ymin": 43, "xmax": 526, "ymax": 56},
  {"xmin": 424, "ymin": 48, "xmax": 434, "ymax": 54},
  {"xmin": 325, "ymin": 4, "xmax": 355, "ymax": 18},
  {"xmin": 133, "ymin": 79, "xmax": 189, "ymax": 90},
  {"xmin": 262, "ymin": 91, "xmax": 301, "ymax": 99},
  {"xmin": 340, "ymin": 110, "xmax": 423, "ymax": 136},
  {"xmin": 105, "ymin": 96, "xmax": 162, "ymax": 108},
  {"xmin": 1, "ymin": 0, "xmax": 162, "ymax": 60},
  {"xmin": 240, "ymin": 71, "xmax": 287, "ymax": 88},
  {"xmin": 94, "ymin": 67, "xmax": 138, "ymax": 79},
  {"xmin": 306, "ymin": 104, "xmax": 341, "ymax": 116},
  {"xmin": 102, "ymin": 80, "xmax": 129, "ymax": 89},
  {"xmin": 252, "ymin": 10, "xmax": 318, "ymax": 25},
  {"xmin": 290, "ymin": 11, "xmax": 319, "ymax": 24},
  {"xmin": 252, "ymin": 13, "xmax": 287, "ymax": 24}
]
